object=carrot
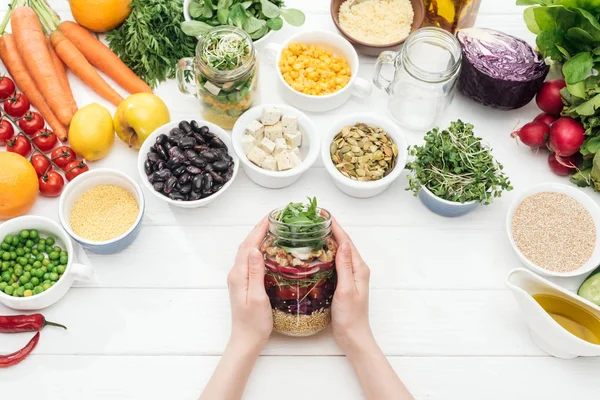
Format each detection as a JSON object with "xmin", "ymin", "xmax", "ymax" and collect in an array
[
  {"xmin": 46, "ymin": 36, "xmax": 77, "ymax": 115},
  {"xmin": 58, "ymin": 21, "xmax": 152, "ymax": 94},
  {"xmin": 50, "ymin": 31, "xmax": 124, "ymax": 107},
  {"xmin": 0, "ymin": 34, "xmax": 68, "ymax": 141},
  {"xmin": 11, "ymin": 6, "xmax": 73, "ymax": 126}
]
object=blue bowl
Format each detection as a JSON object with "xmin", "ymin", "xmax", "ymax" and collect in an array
[
  {"xmin": 418, "ymin": 186, "xmax": 478, "ymax": 217},
  {"xmin": 58, "ymin": 168, "xmax": 145, "ymax": 254}
]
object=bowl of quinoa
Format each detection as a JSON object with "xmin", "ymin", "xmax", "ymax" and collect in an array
[
  {"xmin": 58, "ymin": 168, "xmax": 145, "ymax": 254},
  {"xmin": 331, "ymin": 0, "xmax": 424, "ymax": 56},
  {"xmin": 506, "ymin": 183, "xmax": 600, "ymax": 278}
]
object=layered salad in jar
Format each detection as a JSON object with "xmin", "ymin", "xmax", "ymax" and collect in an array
[{"xmin": 261, "ymin": 198, "xmax": 337, "ymax": 337}]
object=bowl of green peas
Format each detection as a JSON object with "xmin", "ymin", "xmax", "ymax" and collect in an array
[{"xmin": 0, "ymin": 216, "xmax": 94, "ymax": 310}]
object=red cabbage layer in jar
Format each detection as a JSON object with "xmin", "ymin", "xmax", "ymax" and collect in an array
[{"xmin": 261, "ymin": 199, "xmax": 337, "ymax": 337}]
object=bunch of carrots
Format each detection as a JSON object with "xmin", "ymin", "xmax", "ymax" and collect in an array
[{"xmin": 0, "ymin": 0, "xmax": 152, "ymax": 141}]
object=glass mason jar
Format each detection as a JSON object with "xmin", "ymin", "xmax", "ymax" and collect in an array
[
  {"xmin": 373, "ymin": 27, "xmax": 461, "ymax": 132},
  {"xmin": 260, "ymin": 208, "xmax": 337, "ymax": 337},
  {"xmin": 423, "ymin": 0, "xmax": 481, "ymax": 33},
  {"xmin": 176, "ymin": 26, "xmax": 259, "ymax": 130}
]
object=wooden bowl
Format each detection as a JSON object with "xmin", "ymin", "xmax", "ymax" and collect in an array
[{"xmin": 330, "ymin": 0, "xmax": 425, "ymax": 56}]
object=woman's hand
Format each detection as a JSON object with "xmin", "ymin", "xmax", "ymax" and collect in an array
[
  {"xmin": 227, "ymin": 218, "xmax": 273, "ymax": 352},
  {"xmin": 199, "ymin": 219, "xmax": 273, "ymax": 400},
  {"xmin": 330, "ymin": 219, "xmax": 374, "ymax": 353}
]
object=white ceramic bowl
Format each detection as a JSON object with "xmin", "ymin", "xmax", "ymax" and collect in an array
[
  {"xmin": 264, "ymin": 30, "xmax": 372, "ymax": 112},
  {"xmin": 182, "ymin": 0, "xmax": 274, "ymax": 45},
  {"xmin": 322, "ymin": 113, "xmax": 408, "ymax": 198},
  {"xmin": 231, "ymin": 104, "xmax": 319, "ymax": 189},
  {"xmin": 506, "ymin": 183, "xmax": 600, "ymax": 278},
  {"xmin": 138, "ymin": 120, "xmax": 239, "ymax": 208},
  {"xmin": 59, "ymin": 168, "xmax": 145, "ymax": 255},
  {"xmin": 0, "ymin": 216, "xmax": 94, "ymax": 310}
]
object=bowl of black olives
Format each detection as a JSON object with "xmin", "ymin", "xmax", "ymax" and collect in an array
[{"xmin": 137, "ymin": 119, "xmax": 239, "ymax": 208}]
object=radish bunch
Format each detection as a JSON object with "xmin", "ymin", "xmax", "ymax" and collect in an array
[{"xmin": 512, "ymin": 79, "xmax": 584, "ymax": 176}]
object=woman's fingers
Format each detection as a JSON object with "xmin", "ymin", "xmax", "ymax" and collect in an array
[
  {"xmin": 331, "ymin": 217, "xmax": 352, "ymax": 245},
  {"xmin": 247, "ymin": 249, "xmax": 267, "ymax": 299},
  {"xmin": 332, "ymin": 218, "xmax": 367, "ymax": 276},
  {"xmin": 335, "ymin": 242, "xmax": 357, "ymax": 292},
  {"xmin": 233, "ymin": 217, "xmax": 269, "ymax": 273}
]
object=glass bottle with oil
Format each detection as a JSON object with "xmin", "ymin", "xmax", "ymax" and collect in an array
[{"xmin": 423, "ymin": 0, "xmax": 481, "ymax": 33}]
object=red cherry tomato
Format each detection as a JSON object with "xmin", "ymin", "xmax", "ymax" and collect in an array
[
  {"xmin": 51, "ymin": 146, "xmax": 76, "ymax": 169},
  {"xmin": 39, "ymin": 170, "xmax": 65, "ymax": 197},
  {"xmin": 7, "ymin": 135, "xmax": 32, "ymax": 157},
  {"xmin": 0, "ymin": 119, "xmax": 15, "ymax": 145},
  {"xmin": 64, "ymin": 160, "xmax": 89, "ymax": 181},
  {"xmin": 32, "ymin": 128, "xmax": 57, "ymax": 152},
  {"xmin": 4, "ymin": 93, "xmax": 30, "ymax": 118},
  {"xmin": 18, "ymin": 111, "xmax": 45, "ymax": 136},
  {"xmin": 0, "ymin": 77, "xmax": 15, "ymax": 101},
  {"xmin": 31, "ymin": 153, "xmax": 52, "ymax": 178}
]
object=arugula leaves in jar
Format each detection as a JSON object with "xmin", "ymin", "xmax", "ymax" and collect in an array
[
  {"xmin": 406, "ymin": 120, "xmax": 513, "ymax": 204},
  {"xmin": 182, "ymin": 0, "xmax": 305, "ymax": 40},
  {"xmin": 273, "ymin": 197, "xmax": 328, "ymax": 250}
]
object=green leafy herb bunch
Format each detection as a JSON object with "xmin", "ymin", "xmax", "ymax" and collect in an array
[{"xmin": 406, "ymin": 120, "xmax": 513, "ymax": 204}]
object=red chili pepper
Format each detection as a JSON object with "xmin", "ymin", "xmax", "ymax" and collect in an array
[
  {"xmin": 0, "ymin": 314, "xmax": 67, "ymax": 333},
  {"xmin": 0, "ymin": 332, "xmax": 40, "ymax": 368}
]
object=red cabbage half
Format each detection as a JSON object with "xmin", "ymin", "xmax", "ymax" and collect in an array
[{"xmin": 456, "ymin": 28, "xmax": 549, "ymax": 110}]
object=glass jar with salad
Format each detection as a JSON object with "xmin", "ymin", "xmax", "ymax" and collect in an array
[
  {"xmin": 176, "ymin": 26, "xmax": 259, "ymax": 129},
  {"xmin": 261, "ymin": 198, "xmax": 337, "ymax": 337}
]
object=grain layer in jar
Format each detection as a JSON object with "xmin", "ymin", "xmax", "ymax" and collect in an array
[
  {"xmin": 261, "ymin": 199, "xmax": 337, "ymax": 337},
  {"xmin": 196, "ymin": 27, "xmax": 259, "ymax": 130}
]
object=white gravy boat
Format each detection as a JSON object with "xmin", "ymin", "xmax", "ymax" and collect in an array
[{"xmin": 506, "ymin": 268, "xmax": 600, "ymax": 359}]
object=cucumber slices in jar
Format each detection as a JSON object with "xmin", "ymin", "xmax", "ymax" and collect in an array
[{"xmin": 578, "ymin": 266, "xmax": 600, "ymax": 306}]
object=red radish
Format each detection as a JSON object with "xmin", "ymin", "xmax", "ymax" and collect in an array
[
  {"xmin": 511, "ymin": 121, "xmax": 548, "ymax": 148},
  {"xmin": 533, "ymin": 113, "xmax": 557, "ymax": 126},
  {"xmin": 548, "ymin": 153, "xmax": 579, "ymax": 176},
  {"xmin": 547, "ymin": 117, "xmax": 585, "ymax": 156},
  {"xmin": 536, "ymin": 79, "xmax": 566, "ymax": 115}
]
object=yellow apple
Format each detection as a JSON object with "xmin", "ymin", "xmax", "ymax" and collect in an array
[{"xmin": 114, "ymin": 93, "xmax": 170, "ymax": 150}]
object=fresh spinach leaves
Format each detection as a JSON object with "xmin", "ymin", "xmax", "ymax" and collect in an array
[{"xmin": 183, "ymin": 0, "xmax": 305, "ymax": 40}]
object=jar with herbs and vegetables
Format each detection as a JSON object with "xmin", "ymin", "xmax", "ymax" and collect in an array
[
  {"xmin": 260, "ymin": 198, "xmax": 337, "ymax": 337},
  {"xmin": 176, "ymin": 26, "xmax": 259, "ymax": 130}
]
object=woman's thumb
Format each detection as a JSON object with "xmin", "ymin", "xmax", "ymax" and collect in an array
[
  {"xmin": 247, "ymin": 249, "xmax": 266, "ymax": 294},
  {"xmin": 335, "ymin": 242, "xmax": 355, "ymax": 289}
]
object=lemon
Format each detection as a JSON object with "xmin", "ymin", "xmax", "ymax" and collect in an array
[{"xmin": 69, "ymin": 104, "xmax": 115, "ymax": 161}]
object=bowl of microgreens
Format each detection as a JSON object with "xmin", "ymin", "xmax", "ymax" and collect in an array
[
  {"xmin": 181, "ymin": 0, "xmax": 305, "ymax": 45},
  {"xmin": 406, "ymin": 120, "xmax": 513, "ymax": 217}
]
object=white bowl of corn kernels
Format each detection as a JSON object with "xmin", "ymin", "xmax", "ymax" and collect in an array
[
  {"xmin": 264, "ymin": 30, "xmax": 372, "ymax": 112},
  {"xmin": 58, "ymin": 168, "xmax": 145, "ymax": 255}
]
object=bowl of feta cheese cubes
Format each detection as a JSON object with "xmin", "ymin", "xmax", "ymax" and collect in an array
[{"xmin": 232, "ymin": 104, "xmax": 320, "ymax": 189}]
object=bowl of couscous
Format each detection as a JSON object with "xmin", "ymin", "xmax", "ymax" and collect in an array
[
  {"xmin": 265, "ymin": 30, "xmax": 372, "ymax": 112},
  {"xmin": 58, "ymin": 169, "xmax": 145, "ymax": 255},
  {"xmin": 330, "ymin": 0, "xmax": 424, "ymax": 56}
]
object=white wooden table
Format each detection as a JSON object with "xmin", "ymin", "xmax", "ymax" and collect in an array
[{"xmin": 1, "ymin": 0, "xmax": 600, "ymax": 398}]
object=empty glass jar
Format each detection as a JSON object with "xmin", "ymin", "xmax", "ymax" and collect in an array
[
  {"xmin": 260, "ymin": 207, "xmax": 337, "ymax": 337},
  {"xmin": 373, "ymin": 27, "xmax": 462, "ymax": 132}
]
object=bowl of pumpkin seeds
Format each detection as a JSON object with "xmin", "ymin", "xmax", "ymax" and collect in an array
[{"xmin": 322, "ymin": 113, "xmax": 408, "ymax": 198}]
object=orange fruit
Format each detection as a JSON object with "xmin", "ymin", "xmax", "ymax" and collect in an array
[
  {"xmin": 0, "ymin": 152, "xmax": 39, "ymax": 220},
  {"xmin": 69, "ymin": 0, "xmax": 131, "ymax": 32}
]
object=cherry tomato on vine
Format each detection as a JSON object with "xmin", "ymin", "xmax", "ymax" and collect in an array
[
  {"xmin": 51, "ymin": 146, "xmax": 76, "ymax": 169},
  {"xmin": 39, "ymin": 170, "xmax": 64, "ymax": 197},
  {"xmin": 0, "ymin": 119, "xmax": 14, "ymax": 145},
  {"xmin": 18, "ymin": 111, "xmax": 45, "ymax": 136},
  {"xmin": 4, "ymin": 93, "xmax": 30, "ymax": 118},
  {"xmin": 32, "ymin": 128, "xmax": 57, "ymax": 152},
  {"xmin": 0, "ymin": 77, "xmax": 15, "ymax": 101},
  {"xmin": 65, "ymin": 161, "xmax": 89, "ymax": 181},
  {"xmin": 31, "ymin": 153, "xmax": 52, "ymax": 177},
  {"xmin": 7, "ymin": 135, "xmax": 31, "ymax": 157}
]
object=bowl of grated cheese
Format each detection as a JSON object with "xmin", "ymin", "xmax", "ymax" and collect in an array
[{"xmin": 331, "ymin": 0, "xmax": 424, "ymax": 56}]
